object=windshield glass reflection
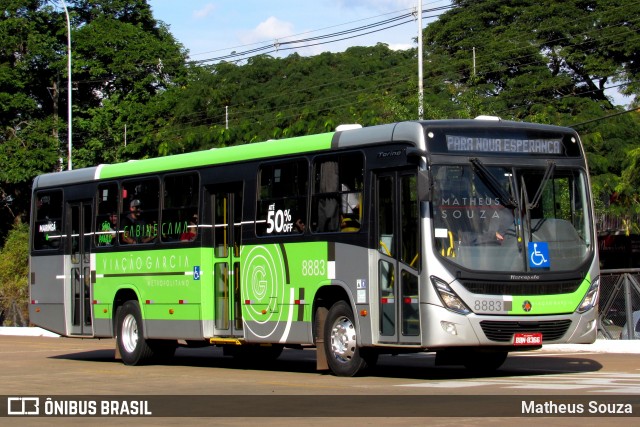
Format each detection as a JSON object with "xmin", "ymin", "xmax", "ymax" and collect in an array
[{"xmin": 432, "ymin": 164, "xmax": 591, "ymax": 273}]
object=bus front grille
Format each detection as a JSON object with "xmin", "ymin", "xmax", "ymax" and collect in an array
[
  {"xmin": 479, "ymin": 319, "xmax": 572, "ymax": 342},
  {"xmin": 461, "ymin": 280, "xmax": 582, "ymax": 295}
]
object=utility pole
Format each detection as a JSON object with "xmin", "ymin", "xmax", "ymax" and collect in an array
[
  {"xmin": 473, "ymin": 47, "xmax": 476, "ymax": 76},
  {"xmin": 417, "ymin": 0, "xmax": 424, "ymax": 120},
  {"xmin": 49, "ymin": 80, "xmax": 64, "ymax": 171},
  {"xmin": 61, "ymin": 0, "xmax": 72, "ymax": 170}
]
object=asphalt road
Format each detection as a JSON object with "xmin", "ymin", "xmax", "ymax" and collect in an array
[{"xmin": 0, "ymin": 335, "xmax": 639, "ymax": 426}]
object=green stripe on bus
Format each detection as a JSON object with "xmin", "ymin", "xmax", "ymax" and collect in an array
[
  {"xmin": 98, "ymin": 133, "xmax": 335, "ymax": 179},
  {"xmin": 509, "ymin": 275, "xmax": 591, "ymax": 315}
]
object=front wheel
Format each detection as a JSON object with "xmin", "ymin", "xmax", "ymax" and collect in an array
[
  {"xmin": 116, "ymin": 300, "xmax": 153, "ymax": 365},
  {"xmin": 324, "ymin": 301, "xmax": 370, "ymax": 376}
]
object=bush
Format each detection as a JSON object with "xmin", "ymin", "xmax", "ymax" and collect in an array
[{"xmin": 0, "ymin": 222, "xmax": 29, "ymax": 326}]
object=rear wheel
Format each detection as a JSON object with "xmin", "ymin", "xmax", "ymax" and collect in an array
[
  {"xmin": 116, "ymin": 300, "xmax": 153, "ymax": 365},
  {"xmin": 324, "ymin": 301, "xmax": 370, "ymax": 376}
]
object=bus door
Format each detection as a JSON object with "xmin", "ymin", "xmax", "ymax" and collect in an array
[
  {"xmin": 208, "ymin": 184, "xmax": 244, "ymax": 337},
  {"xmin": 376, "ymin": 171, "xmax": 421, "ymax": 344},
  {"xmin": 67, "ymin": 200, "xmax": 93, "ymax": 336}
]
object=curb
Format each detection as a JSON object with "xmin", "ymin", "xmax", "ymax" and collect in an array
[
  {"xmin": 1, "ymin": 327, "xmax": 639, "ymax": 353},
  {"xmin": 541, "ymin": 340, "xmax": 640, "ymax": 354},
  {"xmin": 0, "ymin": 327, "xmax": 60, "ymax": 338}
]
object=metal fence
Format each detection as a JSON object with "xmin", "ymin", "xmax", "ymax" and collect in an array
[{"xmin": 598, "ymin": 269, "xmax": 640, "ymax": 340}]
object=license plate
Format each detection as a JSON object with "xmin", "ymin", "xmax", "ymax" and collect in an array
[{"xmin": 513, "ymin": 332, "xmax": 542, "ymax": 345}]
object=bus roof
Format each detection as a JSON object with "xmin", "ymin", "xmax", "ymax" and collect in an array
[{"xmin": 31, "ymin": 120, "xmax": 578, "ymax": 189}]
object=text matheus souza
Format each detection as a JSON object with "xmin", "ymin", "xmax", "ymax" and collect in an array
[{"xmin": 522, "ymin": 400, "xmax": 633, "ymax": 415}]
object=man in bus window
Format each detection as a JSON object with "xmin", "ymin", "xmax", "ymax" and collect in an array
[
  {"xmin": 122, "ymin": 199, "xmax": 154, "ymax": 244},
  {"xmin": 340, "ymin": 183, "xmax": 360, "ymax": 231},
  {"xmin": 180, "ymin": 214, "xmax": 198, "ymax": 242},
  {"xmin": 493, "ymin": 207, "xmax": 516, "ymax": 244}
]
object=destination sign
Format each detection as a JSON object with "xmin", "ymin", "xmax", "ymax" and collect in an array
[{"xmin": 446, "ymin": 135, "xmax": 563, "ymax": 155}]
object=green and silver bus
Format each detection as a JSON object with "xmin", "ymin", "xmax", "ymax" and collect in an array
[{"xmin": 29, "ymin": 118, "xmax": 599, "ymax": 376}]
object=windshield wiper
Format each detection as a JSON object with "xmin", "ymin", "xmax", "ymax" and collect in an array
[
  {"xmin": 527, "ymin": 161, "xmax": 556, "ymax": 210},
  {"xmin": 469, "ymin": 158, "xmax": 518, "ymax": 208},
  {"xmin": 520, "ymin": 161, "xmax": 556, "ymax": 242},
  {"xmin": 521, "ymin": 175, "xmax": 532, "ymax": 242}
]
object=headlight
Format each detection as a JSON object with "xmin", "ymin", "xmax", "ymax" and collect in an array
[
  {"xmin": 577, "ymin": 276, "xmax": 599, "ymax": 313},
  {"xmin": 430, "ymin": 276, "xmax": 470, "ymax": 315}
]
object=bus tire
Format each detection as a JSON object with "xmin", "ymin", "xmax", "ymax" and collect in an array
[
  {"xmin": 324, "ymin": 300, "xmax": 368, "ymax": 377},
  {"xmin": 116, "ymin": 300, "xmax": 153, "ymax": 365}
]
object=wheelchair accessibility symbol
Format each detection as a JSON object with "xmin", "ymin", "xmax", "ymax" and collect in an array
[
  {"xmin": 528, "ymin": 242, "xmax": 550, "ymax": 268},
  {"xmin": 193, "ymin": 266, "xmax": 201, "ymax": 280}
]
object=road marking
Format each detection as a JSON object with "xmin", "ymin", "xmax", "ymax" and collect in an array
[{"xmin": 399, "ymin": 372, "xmax": 640, "ymax": 393}]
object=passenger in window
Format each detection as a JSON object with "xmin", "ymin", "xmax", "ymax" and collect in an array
[
  {"xmin": 340, "ymin": 183, "xmax": 360, "ymax": 231},
  {"xmin": 341, "ymin": 183, "xmax": 359, "ymax": 214},
  {"xmin": 294, "ymin": 218, "xmax": 306, "ymax": 233},
  {"xmin": 122, "ymin": 199, "xmax": 154, "ymax": 244},
  {"xmin": 180, "ymin": 214, "xmax": 199, "ymax": 242},
  {"xmin": 494, "ymin": 208, "xmax": 515, "ymax": 244}
]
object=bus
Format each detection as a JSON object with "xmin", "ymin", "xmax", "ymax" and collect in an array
[{"xmin": 29, "ymin": 118, "xmax": 599, "ymax": 376}]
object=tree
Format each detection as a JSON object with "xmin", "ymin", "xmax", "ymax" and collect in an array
[
  {"xmin": 422, "ymin": 0, "xmax": 640, "ymax": 118},
  {"xmin": 422, "ymin": 0, "xmax": 640, "ymax": 223},
  {"xmin": 157, "ymin": 44, "xmax": 418, "ymax": 150},
  {"xmin": 0, "ymin": 0, "xmax": 189, "ymax": 235},
  {"xmin": 0, "ymin": 1, "xmax": 64, "ymax": 238},
  {"xmin": 69, "ymin": 0, "xmax": 189, "ymax": 166}
]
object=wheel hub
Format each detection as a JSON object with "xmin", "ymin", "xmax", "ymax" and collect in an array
[
  {"xmin": 330, "ymin": 315, "xmax": 356, "ymax": 363},
  {"xmin": 121, "ymin": 313, "xmax": 139, "ymax": 353}
]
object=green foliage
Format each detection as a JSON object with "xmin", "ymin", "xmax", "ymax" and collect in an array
[
  {"xmin": 424, "ymin": 0, "xmax": 640, "ymax": 225},
  {"xmin": 0, "ymin": 222, "xmax": 29, "ymax": 326},
  {"xmin": 154, "ymin": 44, "xmax": 417, "ymax": 151}
]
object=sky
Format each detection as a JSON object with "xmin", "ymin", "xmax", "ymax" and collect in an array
[
  {"xmin": 146, "ymin": 0, "xmax": 451, "ymax": 63},
  {"xmin": 145, "ymin": 1, "xmax": 630, "ymax": 106}
]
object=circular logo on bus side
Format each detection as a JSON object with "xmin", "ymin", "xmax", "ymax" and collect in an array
[{"xmin": 522, "ymin": 300, "xmax": 532, "ymax": 312}]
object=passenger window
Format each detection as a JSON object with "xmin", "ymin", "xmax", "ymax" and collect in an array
[
  {"xmin": 162, "ymin": 173, "xmax": 200, "ymax": 242},
  {"xmin": 311, "ymin": 152, "xmax": 364, "ymax": 233},
  {"xmin": 121, "ymin": 178, "xmax": 159, "ymax": 244},
  {"xmin": 256, "ymin": 159, "xmax": 308, "ymax": 236},
  {"xmin": 95, "ymin": 183, "xmax": 119, "ymax": 246},
  {"xmin": 401, "ymin": 174, "xmax": 419, "ymax": 269},
  {"xmin": 377, "ymin": 176, "xmax": 394, "ymax": 257},
  {"xmin": 33, "ymin": 190, "xmax": 63, "ymax": 251}
]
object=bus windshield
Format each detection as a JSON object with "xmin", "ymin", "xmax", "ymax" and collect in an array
[{"xmin": 432, "ymin": 162, "xmax": 592, "ymax": 273}]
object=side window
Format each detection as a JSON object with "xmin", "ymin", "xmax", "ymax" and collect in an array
[
  {"xmin": 95, "ymin": 183, "xmax": 119, "ymax": 246},
  {"xmin": 311, "ymin": 152, "xmax": 364, "ymax": 233},
  {"xmin": 162, "ymin": 173, "xmax": 200, "ymax": 242},
  {"xmin": 256, "ymin": 159, "xmax": 308, "ymax": 236},
  {"xmin": 121, "ymin": 178, "xmax": 159, "ymax": 244},
  {"xmin": 33, "ymin": 190, "xmax": 63, "ymax": 251},
  {"xmin": 401, "ymin": 173, "xmax": 419, "ymax": 269},
  {"xmin": 377, "ymin": 177, "xmax": 394, "ymax": 257}
]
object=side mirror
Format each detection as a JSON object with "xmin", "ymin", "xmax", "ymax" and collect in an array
[
  {"xmin": 417, "ymin": 169, "xmax": 431, "ymax": 202},
  {"xmin": 406, "ymin": 148, "xmax": 431, "ymax": 202}
]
